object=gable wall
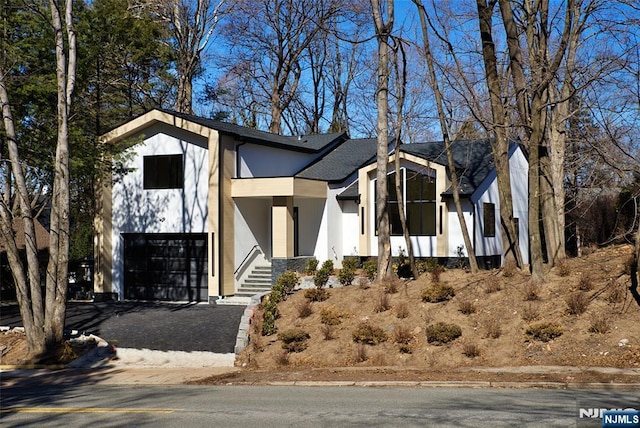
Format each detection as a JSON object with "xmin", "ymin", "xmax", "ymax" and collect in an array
[{"xmin": 238, "ymin": 143, "xmax": 319, "ymax": 178}]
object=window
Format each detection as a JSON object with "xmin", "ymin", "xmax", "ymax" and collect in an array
[
  {"xmin": 143, "ymin": 154, "xmax": 183, "ymax": 189},
  {"xmin": 375, "ymin": 169, "xmax": 437, "ymax": 236},
  {"xmin": 483, "ymin": 203, "xmax": 496, "ymax": 237}
]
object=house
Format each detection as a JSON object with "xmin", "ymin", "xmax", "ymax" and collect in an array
[{"xmin": 93, "ymin": 109, "xmax": 529, "ymax": 302}]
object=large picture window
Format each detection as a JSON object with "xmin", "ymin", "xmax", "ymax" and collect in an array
[
  {"xmin": 143, "ymin": 154, "xmax": 183, "ymax": 189},
  {"xmin": 376, "ymin": 169, "xmax": 437, "ymax": 236}
]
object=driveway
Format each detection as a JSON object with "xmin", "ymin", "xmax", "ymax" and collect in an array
[{"xmin": 0, "ymin": 302, "xmax": 245, "ymax": 354}]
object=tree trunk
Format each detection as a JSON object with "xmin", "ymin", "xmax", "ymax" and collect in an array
[
  {"xmin": 371, "ymin": 0, "xmax": 394, "ymax": 280},
  {"xmin": 44, "ymin": 0, "xmax": 75, "ymax": 353},
  {"xmin": 415, "ymin": 0, "xmax": 478, "ymax": 273}
]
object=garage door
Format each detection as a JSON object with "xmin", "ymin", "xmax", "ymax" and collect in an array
[{"xmin": 123, "ymin": 233, "xmax": 208, "ymax": 301}]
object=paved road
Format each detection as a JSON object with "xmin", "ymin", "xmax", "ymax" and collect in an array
[
  {"xmin": 1, "ymin": 383, "xmax": 637, "ymax": 427},
  {"xmin": 0, "ymin": 302, "xmax": 245, "ymax": 353}
]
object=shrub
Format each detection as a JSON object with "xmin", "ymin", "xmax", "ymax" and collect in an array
[
  {"xmin": 304, "ymin": 287, "xmax": 330, "ymax": 302},
  {"xmin": 275, "ymin": 351, "xmax": 290, "ymax": 366},
  {"xmin": 589, "ymin": 312, "xmax": 611, "ymax": 334},
  {"xmin": 319, "ymin": 305, "xmax": 349, "ymax": 325},
  {"xmin": 276, "ymin": 270, "xmax": 300, "ymax": 294},
  {"xmin": 556, "ymin": 258, "xmax": 571, "ymax": 277},
  {"xmin": 395, "ymin": 301, "xmax": 409, "ymax": 319},
  {"xmin": 374, "ymin": 291, "xmax": 391, "ymax": 313},
  {"xmin": 523, "ymin": 283, "xmax": 540, "ymax": 301},
  {"xmin": 521, "ymin": 302, "xmax": 540, "ymax": 322},
  {"xmin": 357, "ymin": 276, "xmax": 370, "ymax": 289},
  {"xmin": 425, "ymin": 322, "xmax": 462, "ymax": 345},
  {"xmin": 421, "ymin": 283, "xmax": 455, "ymax": 303},
  {"xmin": 483, "ymin": 317, "xmax": 502, "ymax": 339},
  {"xmin": 363, "ymin": 260, "xmax": 377, "ymax": 282},
  {"xmin": 383, "ymin": 277, "xmax": 400, "ymax": 294},
  {"xmin": 416, "ymin": 258, "xmax": 438, "ymax": 275},
  {"xmin": 462, "ymin": 343, "xmax": 481, "ymax": 358},
  {"xmin": 458, "ymin": 300, "xmax": 477, "ymax": 315},
  {"xmin": 353, "ymin": 344, "xmax": 368, "ymax": 362},
  {"xmin": 320, "ymin": 259, "xmax": 334, "ymax": 274},
  {"xmin": 278, "ymin": 328, "xmax": 310, "ymax": 353},
  {"xmin": 484, "ymin": 277, "xmax": 502, "ymax": 294},
  {"xmin": 338, "ymin": 266, "xmax": 356, "ymax": 286},
  {"xmin": 261, "ymin": 307, "xmax": 278, "ymax": 336},
  {"xmin": 321, "ymin": 324, "xmax": 335, "ymax": 340},
  {"xmin": 502, "ymin": 259, "xmax": 517, "ymax": 278},
  {"xmin": 393, "ymin": 325, "xmax": 413, "ymax": 345},
  {"xmin": 296, "ymin": 301, "xmax": 313, "ymax": 318},
  {"xmin": 607, "ymin": 279, "xmax": 626, "ymax": 303},
  {"xmin": 352, "ymin": 322, "xmax": 387, "ymax": 345},
  {"xmin": 577, "ymin": 273, "xmax": 593, "ymax": 291},
  {"xmin": 525, "ymin": 322, "xmax": 563, "ymax": 342},
  {"xmin": 305, "ymin": 258, "xmax": 319, "ymax": 275},
  {"xmin": 430, "ymin": 264, "xmax": 445, "ymax": 283},
  {"xmin": 314, "ymin": 265, "xmax": 332, "ymax": 288},
  {"xmin": 566, "ymin": 292, "xmax": 589, "ymax": 315},
  {"xmin": 342, "ymin": 257, "xmax": 360, "ymax": 271}
]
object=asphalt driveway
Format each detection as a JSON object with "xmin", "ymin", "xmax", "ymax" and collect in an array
[{"xmin": 0, "ymin": 302, "xmax": 245, "ymax": 354}]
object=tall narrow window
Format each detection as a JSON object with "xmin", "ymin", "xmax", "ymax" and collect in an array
[
  {"xmin": 144, "ymin": 154, "xmax": 184, "ymax": 189},
  {"xmin": 483, "ymin": 203, "xmax": 496, "ymax": 237}
]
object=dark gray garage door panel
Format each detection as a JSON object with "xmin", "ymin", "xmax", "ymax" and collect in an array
[{"xmin": 123, "ymin": 233, "xmax": 208, "ymax": 301}]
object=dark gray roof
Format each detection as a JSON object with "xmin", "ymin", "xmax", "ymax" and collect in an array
[
  {"xmin": 336, "ymin": 181, "xmax": 360, "ymax": 201},
  {"xmin": 400, "ymin": 139, "xmax": 495, "ymax": 195},
  {"xmin": 296, "ymin": 137, "xmax": 378, "ymax": 183},
  {"xmin": 158, "ymin": 109, "xmax": 347, "ymax": 153}
]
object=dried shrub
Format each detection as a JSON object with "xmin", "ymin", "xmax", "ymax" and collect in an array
[
  {"xmin": 357, "ymin": 276, "xmax": 370, "ymax": 289},
  {"xmin": 395, "ymin": 301, "xmax": 409, "ymax": 319},
  {"xmin": 353, "ymin": 344, "xmax": 368, "ymax": 363},
  {"xmin": 304, "ymin": 287, "xmax": 330, "ymax": 302},
  {"xmin": 577, "ymin": 273, "xmax": 593, "ymax": 291},
  {"xmin": 521, "ymin": 302, "xmax": 540, "ymax": 322},
  {"xmin": 430, "ymin": 265, "xmax": 445, "ymax": 283},
  {"xmin": 319, "ymin": 305, "xmax": 349, "ymax": 325},
  {"xmin": 566, "ymin": 292, "xmax": 589, "ymax": 315},
  {"xmin": 556, "ymin": 258, "xmax": 571, "ymax": 277},
  {"xmin": 392, "ymin": 325, "xmax": 413, "ymax": 345},
  {"xmin": 296, "ymin": 301, "xmax": 313, "ymax": 318},
  {"xmin": 588, "ymin": 312, "xmax": 611, "ymax": 334},
  {"xmin": 278, "ymin": 328, "xmax": 310, "ymax": 353},
  {"xmin": 502, "ymin": 259, "xmax": 517, "ymax": 278},
  {"xmin": 483, "ymin": 317, "xmax": 502, "ymax": 339},
  {"xmin": 421, "ymin": 283, "xmax": 455, "ymax": 303},
  {"xmin": 305, "ymin": 257, "xmax": 319, "ymax": 275},
  {"xmin": 383, "ymin": 277, "xmax": 400, "ymax": 294},
  {"xmin": 462, "ymin": 343, "xmax": 481, "ymax": 358},
  {"xmin": 458, "ymin": 300, "xmax": 477, "ymax": 315},
  {"xmin": 525, "ymin": 322, "xmax": 563, "ymax": 342},
  {"xmin": 321, "ymin": 324, "xmax": 335, "ymax": 340},
  {"xmin": 275, "ymin": 351, "xmax": 290, "ymax": 366},
  {"xmin": 352, "ymin": 322, "xmax": 387, "ymax": 345},
  {"xmin": 363, "ymin": 260, "xmax": 377, "ymax": 282},
  {"xmin": 484, "ymin": 276, "xmax": 502, "ymax": 294},
  {"xmin": 374, "ymin": 291, "xmax": 391, "ymax": 313},
  {"xmin": 606, "ymin": 279, "xmax": 626, "ymax": 304},
  {"xmin": 523, "ymin": 283, "xmax": 540, "ymax": 301},
  {"xmin": 425, "ymin": 322, "xmax": 462, "ymax": 345}
]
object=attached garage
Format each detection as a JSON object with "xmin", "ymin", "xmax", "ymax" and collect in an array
[{"xmin": 122, "ymin": 233, "xmax": 208, "ymax": 302}]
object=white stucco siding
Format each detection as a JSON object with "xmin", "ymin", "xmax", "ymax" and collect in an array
[
  {"xmin": 445, "ymin": 200, "xmax": 474, "ymax": 257},
  {"xmin": 110, "ymin": 127, "xmax": 209, "ymax": 297},
  {"xmin": 297, "ymin": 196, "xmax": 328, "ymax": 262},
  {"xmin": 340, "ymin": 200, "xmax": 359, "ymax": 259},
  {"xmin": 472, "ymin": 145, "xmax": 529, "ymax": 264},
  {"xmin": 238, "ymin": 144, "xmax": 317, "ymax": 178}
]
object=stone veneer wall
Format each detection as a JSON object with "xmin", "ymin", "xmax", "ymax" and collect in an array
[{"xmin": 271, "ymin": 257, "xmax": 313, "ymax": 285}]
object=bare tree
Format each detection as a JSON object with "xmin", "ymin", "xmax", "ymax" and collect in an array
[
  {"xmin": 130, "ymin": 0, "xmax": 230, "ymax": 114},
  {"xmin": 413, "ymin": 0, "xmax": 478, "ymax": 273},
  {"xmin": 0, "ymin": 0, "xmax": 75, "ymax": 360}
]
